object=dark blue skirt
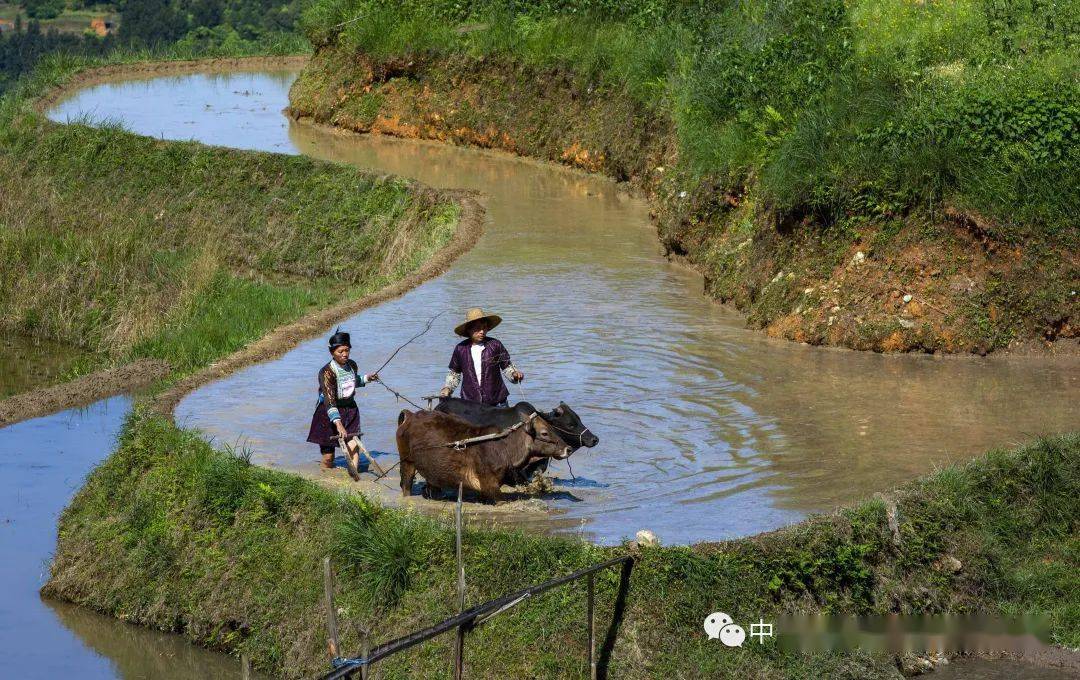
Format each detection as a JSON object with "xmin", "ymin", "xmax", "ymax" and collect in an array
[{"xmin": 307, "ymin": 403, "xmax": 361, "ymax": 448}]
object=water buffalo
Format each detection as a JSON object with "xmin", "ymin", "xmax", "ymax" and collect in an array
[
  {"xmin": 396, "ymin": 409, "xmax": 572, "ymax": 502},
  {"xmin": 434, "ymin": 398, "xmax": 598, "ymax": 484}
]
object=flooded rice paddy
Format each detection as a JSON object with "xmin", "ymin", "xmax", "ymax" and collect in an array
[
  {"xmin": 48, "ymin": 70, "xmax": 1079, "ymax": 546},
  {"xmin": 0, "ymin": 334, "xmax": 90, "ymax": 400},
  {"xmin": 0, "ymin": 397, "xmax": 257, "ymax": 679}
]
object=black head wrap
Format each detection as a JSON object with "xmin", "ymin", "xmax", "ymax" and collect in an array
[{"xmin": 328, "ymin": 329, "xmax": 351, "ymax": 350}]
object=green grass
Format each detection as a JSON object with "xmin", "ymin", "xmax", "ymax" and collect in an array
[
  {"xmin": 0, "ymin": 51, "xmax": 459, "ymax": 375},
  {"xmin": 300, "ymin": 0, "xmax": 1079, "ymax": 233},
  {"xmin": 291, "ymin": 0, "xmax": 1078, "ymax": 352},
  {"xmin": 44, "ymin": 409, "xmax": 1080, "ymax": 677}
]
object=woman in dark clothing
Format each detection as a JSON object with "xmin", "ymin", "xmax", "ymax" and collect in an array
[
  {"xmin": 307, "ymin": 330, "xmax": 379, "ymax": 475},
  {"xmin": 438, "ymin": 307, "xmax": 524, "ymax": 407}
]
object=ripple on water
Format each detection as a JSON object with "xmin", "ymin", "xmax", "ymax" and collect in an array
[{"xmin": 49, "ymin": 70, "xmax": 1080, "ymax": 545}]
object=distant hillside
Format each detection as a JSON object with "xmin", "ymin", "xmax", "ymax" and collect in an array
[{"xmin": 0, "ymin": 0, "xmax": 310, "ymax": 93}]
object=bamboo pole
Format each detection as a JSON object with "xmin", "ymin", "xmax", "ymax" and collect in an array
[
  {"xmin": 338, "ymin": 435, "xmax": 360, "ymax": 481},
  {"xmin": 318, "ymin": 556, "xmax": 634, "ymax": 680},
  {"xmin": 323, "ymin": 557, "xmax": 341, "ymax": 660},
  {"xmin": 241, "ymin": 653, "xmax": 251, "ymax": 680}
]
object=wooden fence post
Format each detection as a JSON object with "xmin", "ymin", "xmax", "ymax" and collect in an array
[
  {"xmin": 241, "ymin": 653, "xmax": 251, "ymax": 680},
  {"xmin": 323, "ymin": 557, "xmax": 341, "ymax": 660},
  {"xmin": 454, "ymin": 483, "xmax": 465, "ymax": 680},
  {"xmin": 360, "ymin": 626, "xmax": 371, "ymax": 680},
  {"xmin": 587, "ymin": 573, "xmax": 596, "ymax": 680}
]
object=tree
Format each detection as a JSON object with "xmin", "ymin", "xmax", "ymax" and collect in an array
[
  {"xmin": 120, "ymin": 0, "xmax": 187, "ymax": 46},
  {"xmin": 191, "ymin": 0, "xmax": 222, "ymax": 28},
  {"xmin": 24, "ymin": 0, "xmax": 66, "ymax": 20}
]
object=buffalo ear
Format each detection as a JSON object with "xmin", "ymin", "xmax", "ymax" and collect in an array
[{"xmin": 554, "ymin": 405, "xmax": 565, "ymax": 416}]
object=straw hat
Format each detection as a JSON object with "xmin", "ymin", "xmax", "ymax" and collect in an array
[{"xmin": 454, "ymin": 307, "xmax": 502, "ymax": 337}]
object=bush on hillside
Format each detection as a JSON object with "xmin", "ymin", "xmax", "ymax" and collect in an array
[{"xmin": 301, "ymin": 0, "xmax": 1080, "ymax": 236}]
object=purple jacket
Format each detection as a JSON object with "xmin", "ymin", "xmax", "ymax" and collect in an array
[{"xmin": 449, "ymin": 337, "xmax": 512, "ymax": 406}]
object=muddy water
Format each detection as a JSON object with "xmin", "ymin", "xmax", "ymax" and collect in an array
[
  {"xmin": 51, "ymin": 71, "xmax": 1079, "ymax": 545},
  {"xmin": 0, "ymin": 334, "xmax": 91, "ymax": 399},
  {"xmin": 0, "ymin": 398, "xmax": 255, "ymax": 679}
]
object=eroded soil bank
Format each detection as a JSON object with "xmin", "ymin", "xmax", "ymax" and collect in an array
[{"xmin": 289, "ymin": 48, "xmax": 1078, "ymax": 355}]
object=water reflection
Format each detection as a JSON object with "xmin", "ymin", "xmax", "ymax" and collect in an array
[
  {"xmin": 47, "ymin": 600, "xmax": 261, "ymax": 680},
  {"xmin": 0, "ymin": 334, "xmax": 90, "ymax": 399},
  {"xmin": 51, "ymin": 71, "xmax": 1079, "ymax": 545},
  {"xmin": 0, "ymin": 398, "xmax": 248, "ymax": 678}
]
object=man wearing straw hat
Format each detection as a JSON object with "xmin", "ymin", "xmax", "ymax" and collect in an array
[{"xmin": 439, "ymin": 307, "xmax": 525, "ymax": 406}]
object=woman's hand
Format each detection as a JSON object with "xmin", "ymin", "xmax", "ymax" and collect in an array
[
  {"xmin": 512, "ymin": 370, "xmax": 525, "ymax": 383},
  {"xmin": 439, "ymin": 387, "xmax": 452, "ymax": 398},
  {"xmin": 367, "ymin": 372, "xmax": 380, "ymax": 383},
  {"xmin": 335, "ymin": 421, "xmax": 348, "ymax": 439}
]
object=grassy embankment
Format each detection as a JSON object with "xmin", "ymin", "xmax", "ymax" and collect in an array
[
  {"xmin": 0, "ymin": 52, "xmax": 460, "ymax": 392},
  {"xmin": 45, "ymin": 410, "xmax": 1079, "ymax": 678},
  {"xmin": 291, "ymin": 0, "xmax": 1078, "ymax": 353}
]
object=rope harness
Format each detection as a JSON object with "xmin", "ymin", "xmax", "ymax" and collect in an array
[
  {"xmin": 404, "ymin": 411, "xmax": 539, "ymax": 455},
  {"xmin": 375, "ymin": 378, "xmax": 426, "ymax": 411},
  {"xmin": 444, "ymin": 412, "xmax": 536, "ymax": 451},
  {"xmin": 547, "ymin": 421, "xmax": 594, "ymax": 449}
]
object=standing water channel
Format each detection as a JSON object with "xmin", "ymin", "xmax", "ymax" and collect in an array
[
  {"xmin": 0, "ymin": 398, "xmax": 263, "ymax": 679},
  {"xmin": 50, "ymin": 68, "xmax": 1079, "ymax": 545}
]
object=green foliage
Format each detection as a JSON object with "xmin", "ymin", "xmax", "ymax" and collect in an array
[
  {"xmin": 335, "ymin": 510, "xmax": 439, "ymax": 605},
  {"xmin": 46, "ymin": 408, "xmax": 1080, "ymax": 677},
  {"xmin": 304, "ymin": 0, "xmax": 1080, "ymax": 236},
  {"xmin": 120, "ymin": 0, "xmax": 186, "ymax": 45},
  {"xmin": 0, "ymin": 53, "xmax": 459, "ymax": 373},
  {"xmin": 24, "ymin": 0, "xmax": 66, "ymax": 20},
  {"xmin": 765, "ymin": 540, "xmax": 876, "ymax": 608},
  {"xmin": 130, "ymin": 272, "xmax": 327, "ymax": 371},
  {"xmin": 0, "ymin": 0, "xmax": 311, "ymax": 96}
]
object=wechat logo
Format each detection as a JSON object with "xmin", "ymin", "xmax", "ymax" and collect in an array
[
  {"xmin": 703, "ymin": 612, "xmax": 745, "ymax": 647},
  {"xmin": 704, "ymin": 612, "xmax": 772, "ymax": 647}
]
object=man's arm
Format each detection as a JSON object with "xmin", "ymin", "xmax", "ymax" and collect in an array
[
  {"xmin": 493, "ymin": 341, "xmax": 524, "ymax": 383},
  {"xmin": 440, "ymin": 370, "xmax": 461, "ymax": 397},
  {"xmin": 502, "ymin": 363, "xmax": 522, "ymax": 383}
]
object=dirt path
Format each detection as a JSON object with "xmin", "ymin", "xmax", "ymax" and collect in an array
[{"xmin": 0, "ymin": 359, "xmax": 170, "ymax": 427}]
